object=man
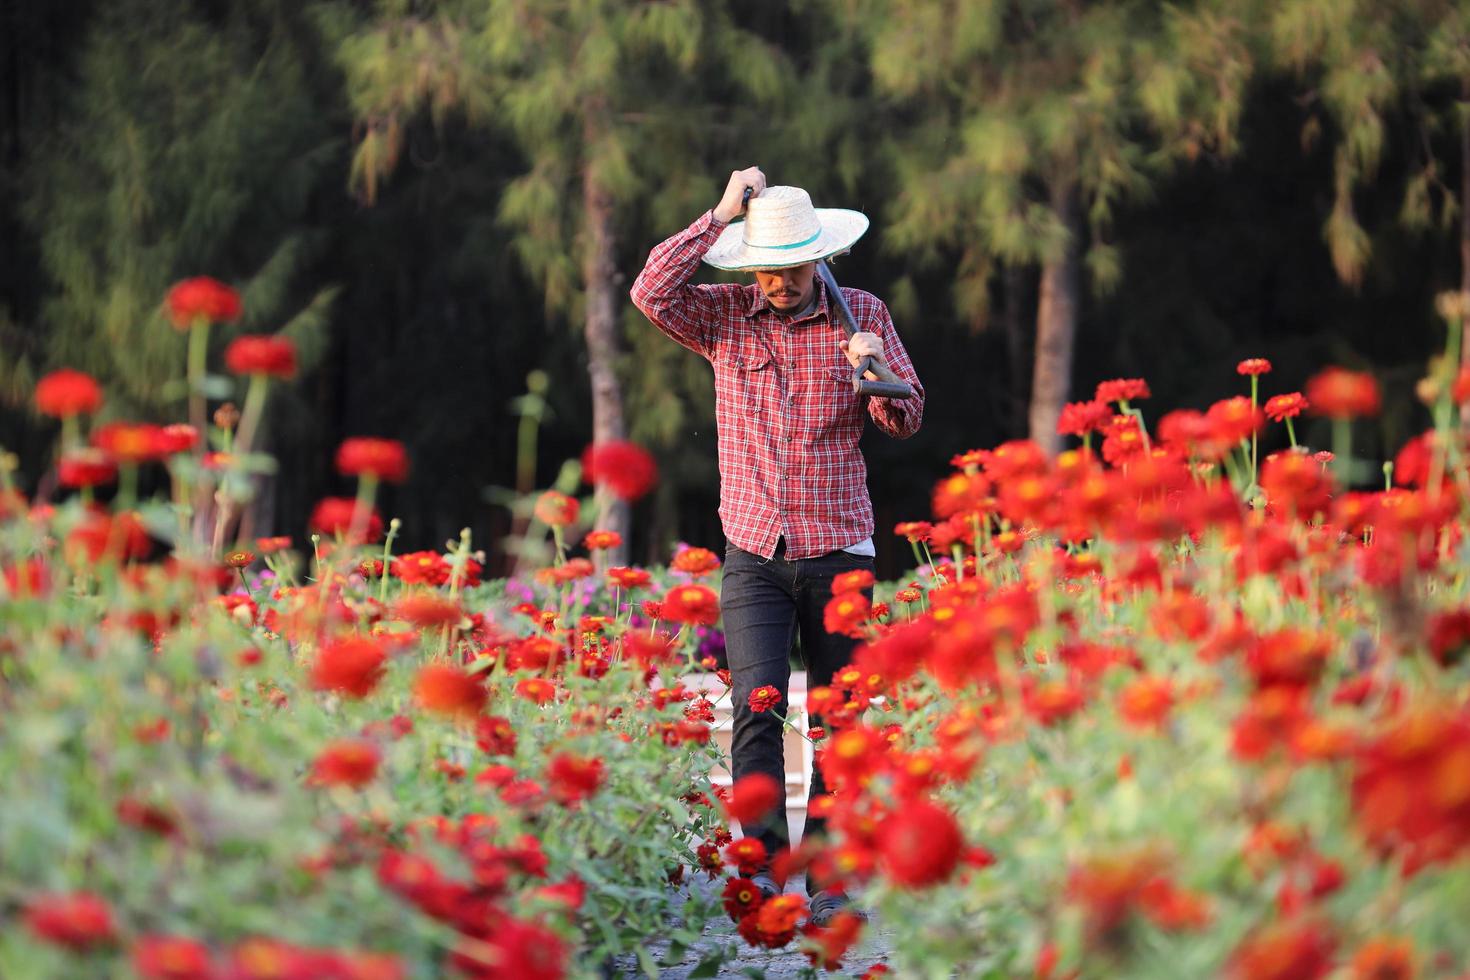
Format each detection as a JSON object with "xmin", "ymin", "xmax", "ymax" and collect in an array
[{"xmin": 631, "ymin": 167, "xmax": 924, "ymax": 925}]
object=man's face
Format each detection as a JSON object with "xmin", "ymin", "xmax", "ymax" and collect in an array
[{"xmin": 754, "ymin": 262, "xmax": 817, "ymax": 313}]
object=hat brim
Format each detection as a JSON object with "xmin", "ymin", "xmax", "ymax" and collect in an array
[{"xmin": 702, "ymin": 208, "xmax": 870, "ymax": 271}]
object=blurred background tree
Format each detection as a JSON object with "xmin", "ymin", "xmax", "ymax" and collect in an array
[{"xmin": 2, "ymin": 0, "xmax": 1466, "ymax": 575}]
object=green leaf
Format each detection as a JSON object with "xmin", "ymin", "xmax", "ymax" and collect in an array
[
  {"xmin": 685, "ymin": 951, "xmax": 729, "ymax": 979},
  {"xmin": 636, "ymin": 946, "xmax": 660, "ymax": 978}
]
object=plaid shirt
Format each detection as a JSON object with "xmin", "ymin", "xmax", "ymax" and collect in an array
[{"xmin": 631, "ymin": 210, "xmax": 925, "ymax": 560}]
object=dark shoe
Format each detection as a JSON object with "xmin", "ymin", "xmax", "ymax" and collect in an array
[
  {"xmin": 751, "ymin": 873, "xmax": 781, "ymax": 900},
  {"xmin": 807, "ymin": 888, "xmax": 867, "ymax": 927}
]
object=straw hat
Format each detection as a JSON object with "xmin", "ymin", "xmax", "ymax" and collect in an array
[{"xmin": 703, "ymin": 185, "xmax": 870, "ymax": 271}]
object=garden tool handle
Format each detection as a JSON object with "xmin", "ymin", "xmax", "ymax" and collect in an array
[{"xmin": 815, "ymin": 261, "xmax": 916, "ymax": 400}]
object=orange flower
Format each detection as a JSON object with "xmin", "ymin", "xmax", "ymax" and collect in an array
[
  {"xmin": 165, "ymin": 275, "xmax": 241, "ymax": 328},
  {"xmin": 1306, "ymin": 367, "xmax": 1381, "ymax": 419},
  {"xmin": 1117, "ymin": 675, "xmax": 1174, "ymax": 729},
  {"xmin": 534, "ymin": 491, "xmax": 579, "ymax": 527},
  {"xmin": 335, "ymin": 437, "xmax": 409, "ymax": 483},
  {"xmin": 414, "ymin": 664, "xmax": 487, "ymax": 718},
  {"xmin": 1349, "ymin": 937, "xmax": 1416, "ymax": 980},
  {"xmin": 34, "ymin": 368, "xmax": 102, "ymax": 417},
  {"xmin": 394, "ymin": 592, "xmax": 463, "ymax": 627},
  {"xmin": 583, "ymin": 530, "xmax": 622, "ymax": 550},
  {"xmin": 310, "ymin": 739, "xmax": 381, "ymax": 788},
  {"xmin": 661, "ymin": 583, "xmax": 720, "ymax": 625},
  {"xmin": 515, "ymin": 677, "xmax": 557, "ymax": 704},
  {"xmin": 932, "ymin": 472, "xmax": 991, "ymax": 519},
  {"xmin": 671, "ymin": 546, "xmax": 721, "ymax": 576},
  {"xmin": 225, "ymin": 551, "xmax": 255, "ymax": 569},
  {"xmin": 606, "ymin": 566, "xmax": 651, "ymax": 589},
  {"xmin": 756, "ymin": 893, "xmax": 808, "ymax": 935}
]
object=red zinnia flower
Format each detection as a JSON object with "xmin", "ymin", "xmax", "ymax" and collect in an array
[
  {"xmin": 224, "ymin": 335, "xmax": 297, "ymax": 379},
  {"xmin": 1265, "ymin": 392, "xmax": 1309, "ymax": 422},
  {"xmin": 475, "ymin": 715, "xmax": 517, "ymax": 755},
  {"xmin": 661, "ymin": 584, "xmax": 720, "ymax": 625},
  {"xmin": 165, "ymin": 276, "xmax": 242, "ymax": 328},
  {"xmin": 34, "ymin": 368, "xmax": 102, "ymax": 417},
  {"xmin": 1057, "ymin": 399, "xmax": 1112, "ymax": 437},
  {"xmin": 1095, "ymin": 378, "xmax": 1151, "ymax": 405},
  {"xmin": 724, "ymin": 836, "xmax": 769, "ymax": 876},
  {"xmin": 878, "ymin": 799, "xmax": 964, "ymax": 888},
  {"xmin": 335, "ymin": 437, "xmax": 409, "ymax": 483},
  {"xmin": 1237, "ymin": 358, "xmax": 1272, "ymax": 376},
  {"xmin": 1306, "ymin": 367, "xmax": 1381, "ymax": 419},
  {"xmin": 310, "ymin": 637, "xmax": 387, "ymax": 699},
  {"xmin": 308, "ymin": 497, "xmax": 383, "ymax": 543},
  {"xmin": 547, "ymin": 752, "xmax": 606, "ymax": 806},
  {"xmin": 721, "ymin": 877, "xmax": 766, "ymax": 922},
  {"xmin": 24, "ymin": 892, "xmax": 117, "ymax": 950},
  {"xmin": 414, "ymin": 664, "xmax": 488, "ymax": 718},
  {"xmin": 724, "ymin": 772, "xmax": 782, "ymax": 825},
  {"xmin": 748, "ymin": 685, "xmax": 782, "ymax": 714},
  {"xmin": 1227, "ymin": 918, "xmax": 1336, "ymax": 980},
  {"xmin": 515, "ymin": 677, "xmax": 557, "ymax": 704},
  {"xmin": 157, "ymin": 424, "xmax": 200, "ymax": 455},
  {"xmin": 582, "ymin": 440, "xmax": 658, "ymax": 501},
  {"xmin": 58, "ymin": 449, "xmax": 117, "ymax": 488},
  {"xmin": 131, "ymin": 934, "xmax": 215, "ymax": 980},
  {"xmin": 932, "ymin": 472, "xmax": 990, "ymax": 520},
  {"xmin": 310, "ymin": 738, "xmax": 381, "ymax": 788},
  {"xmin": 93, "ymin": 421, "xmax": 167, "ymax": 464}
]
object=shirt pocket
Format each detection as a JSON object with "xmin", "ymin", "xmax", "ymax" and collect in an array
[{"xmin": 722, "ymin": 349, "xmax": 773, "ymax": 415}]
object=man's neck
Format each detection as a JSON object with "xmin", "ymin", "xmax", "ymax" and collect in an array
[{"xmin": 775, "ymin": 289, "xmax": 818, "ymax": 321}]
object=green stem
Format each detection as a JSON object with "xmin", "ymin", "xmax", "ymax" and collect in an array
[
  {"xmin": 378, "ymin": 518, "xmax": 401, "ymax": 605},
  {"xmin": 234, "ymin": 374, "xmax": 270, "ymax": 455},
  {"xmin": 187, "ymin": 319, "xmax": 212, "ymax": 442},
  {"xmin": 1249, "ymin": 375, "xmax": 1259, "ymax": 488},
  {"xmin": 1332, "ymin": 418, "xmax": 1351, "ymax": 487},
  {"xmin": 1285, "ymin": 416, "xmax": 1298, "ymax": 449}
]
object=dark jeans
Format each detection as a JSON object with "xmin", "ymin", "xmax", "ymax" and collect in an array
[{"xmin": 720, "ymin": 538, "xmax": 874, "ymax": 886}]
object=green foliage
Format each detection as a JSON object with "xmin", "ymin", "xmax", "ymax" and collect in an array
[{"xmin": 17, "ymin": 0, "xmax": 339, "ymax": 419}]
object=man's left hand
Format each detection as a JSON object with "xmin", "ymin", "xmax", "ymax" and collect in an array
[{"xmin": 839, "ymin": 332, "xmax": 886, "ymax": 380}]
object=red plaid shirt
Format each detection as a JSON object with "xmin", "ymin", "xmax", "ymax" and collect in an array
[{"xmin": 631, "ymin": 210, "xmax": 925, "ymax": 560}]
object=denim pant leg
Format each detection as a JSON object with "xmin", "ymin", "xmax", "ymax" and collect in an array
[
  {"xmin": 720, "ymin": 546, "xmax": 798, "ymax": 861},
  {"xmin": 794, "ymin": 549, "xmax": 873, "ymax": 889}
]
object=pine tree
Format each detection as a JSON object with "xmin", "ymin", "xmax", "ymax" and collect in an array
[
  {"xmin": 11, "ymin": 0, "xmax": 338, "ymax": 427},
  {"xmin": 838, "ymin": 0, "xmax": 1252, "ymax": 454},
  {"xmin": 333, "ymin": 0, "xmax": 788, "ymax": 562}
]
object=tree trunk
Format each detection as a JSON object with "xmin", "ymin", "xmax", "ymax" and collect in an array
[
  {"xmin": 581, "ymin": 131, "xmax": 630, "ymax": 565},
  {"xmin": 1002, "ymin": 263, "xmax": 1030, "ymax": 438},
  {"xmin": 1029, "ymin": 179, "xmax": 1082, "ymax": 457}
]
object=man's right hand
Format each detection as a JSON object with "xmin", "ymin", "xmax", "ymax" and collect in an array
[{"xmin": 713, "ymin": 167, "xmax": 766, "ymax": 224}]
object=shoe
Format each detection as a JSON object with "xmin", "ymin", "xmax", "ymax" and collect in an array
[
  {"xmin": 751, "ymin": 873, "xmax": 781, "ymax": 900},
  {"xmin": 807, "ymin": 888, "xmax": 867, "ymax": 927}
]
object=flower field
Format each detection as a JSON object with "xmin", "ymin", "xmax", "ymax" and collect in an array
[{"xmin": 5, "ymin": 279, "xmax": 1470, "ymax": 979}]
